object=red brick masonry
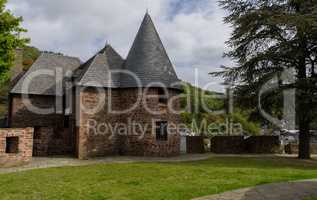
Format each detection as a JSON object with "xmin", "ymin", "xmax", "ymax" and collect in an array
[
  {"xmin": 77, "ymin": 88, "xmax": 181, "ymax": 159},
  {"xmin": 0, "ymin": 128, "xmax": 34, "ymax": 167}
]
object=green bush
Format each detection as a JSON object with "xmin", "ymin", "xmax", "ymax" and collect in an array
[{"xmin": 231, "ymin": 112, "xmax": 261, "ymax": 135}]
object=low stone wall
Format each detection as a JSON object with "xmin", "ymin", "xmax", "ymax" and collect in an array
[
  {"xmin": 33, "ymin": 127, "xmax": 75, "ymax": 156},
  {"xmin": 186, "ymin": 136, "xmax": 205, "ymax": 154},
  {"xmin": 0, "ymin": 128, "xmax": 33, "ymax": 167},
  {"xmin": 211, "ymin": 136, "xmax": 245, "ymax": 154},
  {"xmin": 245, "ymin": 136, "xmax": 281, "ymax": 154},
  {"xmin": 210, "ymin": 136, "xmax": 281, "ymax": 154},
  {"xmin": 285, "ymin": 143, "xmax": 317, "ymax": 154}
]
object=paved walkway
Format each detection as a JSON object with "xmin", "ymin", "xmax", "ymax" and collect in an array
[
  {"xmin": 0, "ymin": 154, "xmax": 212, "ymax": 174},
  {"xmin": 193, "ymin": 180, "xmax": 317, "ymax": 200}
]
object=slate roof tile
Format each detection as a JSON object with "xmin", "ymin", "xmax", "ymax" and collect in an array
[{"xmin": 11, "ymin": 53, "xmax": 81, "ymax": 96}]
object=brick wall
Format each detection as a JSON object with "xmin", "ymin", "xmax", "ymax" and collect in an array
[
  {"xmin": 77, "ymin": 88, "xmax": 121, "ymax": 159},
  {"xmin": 77, "ymin": 88, "xmax": 181, "ymax": 159},
  {"xmin": 33, "ymin": 127, "xmax": 75, "ymax": 156},
  {"xmin": 120, "ymin": 88, "xmax": 181, "ymax": 157},
  {"xmin": 0, "ymin": 128, "xmax": 33, "ymax": 167},
  {"xmin": 9, "ymin": 95, "xmax": 76, "ymax": 156},
  {"xmin": 9, "ymin": 88, "xmax": 181, "ymax": 159}
]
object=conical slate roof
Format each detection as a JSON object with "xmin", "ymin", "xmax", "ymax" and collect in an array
[
  {"xmin": 121, "ymin": 13, "xmax": 180, "ymax": 89},
  {"xmin": 77, "ymin": 45, "xmax": 124, "ymax": 87}
]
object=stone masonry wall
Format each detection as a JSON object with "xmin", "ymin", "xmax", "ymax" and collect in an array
[
  {"xmin": 33, "ymin": 127, "xmax": 75, "ymax": 156},
  {"xmin": 77, "ymin": 88, "xmax": 121, "ymax": 159},
  {"xmin": 77, "ymin": 88, "xmax": 181, "ymax": 159},
  {"xmin": 10, "ymin": 95, "xmax": 75, "ymax": 156},
  {"xmin": 10, "ymin": 94, "xmax": 64, "ymax": 128},
  {"xmin": 120, "ymin": 88, "xmax": 181, "ymax": 157},
  {"xmin": 0, "ymin": 128, "xmax": 33, "ymax": 167}
]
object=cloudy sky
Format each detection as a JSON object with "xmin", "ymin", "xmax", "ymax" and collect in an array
[{"xmin": 7, "ymin": 0, "xmax": 232, "ymax": 92}]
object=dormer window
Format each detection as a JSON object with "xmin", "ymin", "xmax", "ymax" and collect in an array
[{"xmin": 158, "ymin": 88, "xmax": 168, "ymax": 104}]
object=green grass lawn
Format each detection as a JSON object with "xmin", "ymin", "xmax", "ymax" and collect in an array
[{"xmin": 0, "ymin": 156, "xmax": 316, "ymax": 200}]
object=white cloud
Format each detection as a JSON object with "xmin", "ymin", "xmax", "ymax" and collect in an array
[{"xmin": 7, "ymin": 0, "xmax": 231, "ymax": 92}]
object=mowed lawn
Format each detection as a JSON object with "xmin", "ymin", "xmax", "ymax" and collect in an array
[{"xmin": 0, "ymin": 157, "xmax": 317, "ymax": 200}]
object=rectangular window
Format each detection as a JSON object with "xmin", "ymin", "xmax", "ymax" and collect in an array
[
  {"xmin": 156, "ymin": 121, "xmax": 168, "ymax": 141},
  {"xmin": 5, "ymin": 137, "xmax": 19, "ymax": 154}
]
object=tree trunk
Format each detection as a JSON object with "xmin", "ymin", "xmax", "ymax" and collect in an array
[
  {"xmin": 297, "ymin": 90, "xmax": 311, "ymax": 159},
  {"xmin": 296, "ymin": 79, "xmax": 311, "ymax": 159},
  {"xmin": 298, "ymin": 112, "xmax": 311, "ymax": 159},
  {"xmin": 296, "ymin": 36, "xmax": 311, "ymax": 159}
]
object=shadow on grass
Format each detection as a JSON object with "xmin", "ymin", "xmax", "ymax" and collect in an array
[{"xmin": 168, "ymin": 156, "xmax": 317, "ymax": 171}]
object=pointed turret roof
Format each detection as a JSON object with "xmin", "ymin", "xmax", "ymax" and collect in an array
[
  {"xmin": 121, "ymin": 13, "xmax": 180, "ymax": 89},
  {"xmin": 77, "ymin": 45, "xmax": 124, "ymax": 87}
]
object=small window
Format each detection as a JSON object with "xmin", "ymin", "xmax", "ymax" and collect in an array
[
  {"xmin": 158, "ymin": 88, "xmax": 168, "ymax": 104},
  {"xmin": 64, "ymin": 116, "xmax": 70, "ymax": 128},
  {"xmin": 159, "ymin": 97, "xmax": 168, "ymax": 104},
  {"xmin": 5, "ymin": 137, "xmax": 19, "ymax": 154},
  {"xmin": 156, "ymin": 121, "xmax": 168, "ymax": 141}
]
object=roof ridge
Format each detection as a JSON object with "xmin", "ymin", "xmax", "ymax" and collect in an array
[
  {"xmin": 11, "ymin": 52, "xmax": 81, "ymax": 95},
  {"xmin": 77, "ymin": 54, "xmax": 100, "ymax": 84},
  {"xmin": 40, "ymin": 52, "xmax": 81, "ymax": 62},
  {"xmin": 76, "ymin": 48, "xmax": 123, "ymax": 88}
]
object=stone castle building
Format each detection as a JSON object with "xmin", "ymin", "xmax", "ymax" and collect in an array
[{"xmin": 7, "ymin": 13, "xmax": 182, "ymax": 159}]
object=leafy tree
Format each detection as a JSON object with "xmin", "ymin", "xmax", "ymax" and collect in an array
[
  {"xmin": 231, "ymin": 112, "xmax": 261, "ymax": 135},
  {"xmin": 213, "ymin": 0, "xmax": 317, "ymax": 159},
  {"xmin": 0, "ymin": 0, "xmax": 29, "ymax": 84},
  {"xmin": 179, "ymin": 83, "xmax": 261, "ymax": 136},
  {"xmin": 180, "ymin": 82, "xmax": 225, "ymax": 133},
  {"xmin": 22, "ymin": 46, "xmax": 40, "ymax": 70}
]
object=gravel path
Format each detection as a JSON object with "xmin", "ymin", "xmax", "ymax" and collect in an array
[
  {"xmin": 193, "ymin": 179, "xmax": 317, "ymax": 200},
  {"xmin": 0, "ymin": 154, "xmax": 212, "ymax": 174},
  {"xmin": 0, "ymin": 154, "xmax": 316, "ymax": 174}
]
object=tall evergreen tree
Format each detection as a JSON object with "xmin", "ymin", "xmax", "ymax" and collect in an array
[
  {"xmin": 0, "ymin": 0, "xmax": 29, "ymax": 84},
  {"xmin": 213, "ymin": 0, "xmax": 317, "ymax": 159}
]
